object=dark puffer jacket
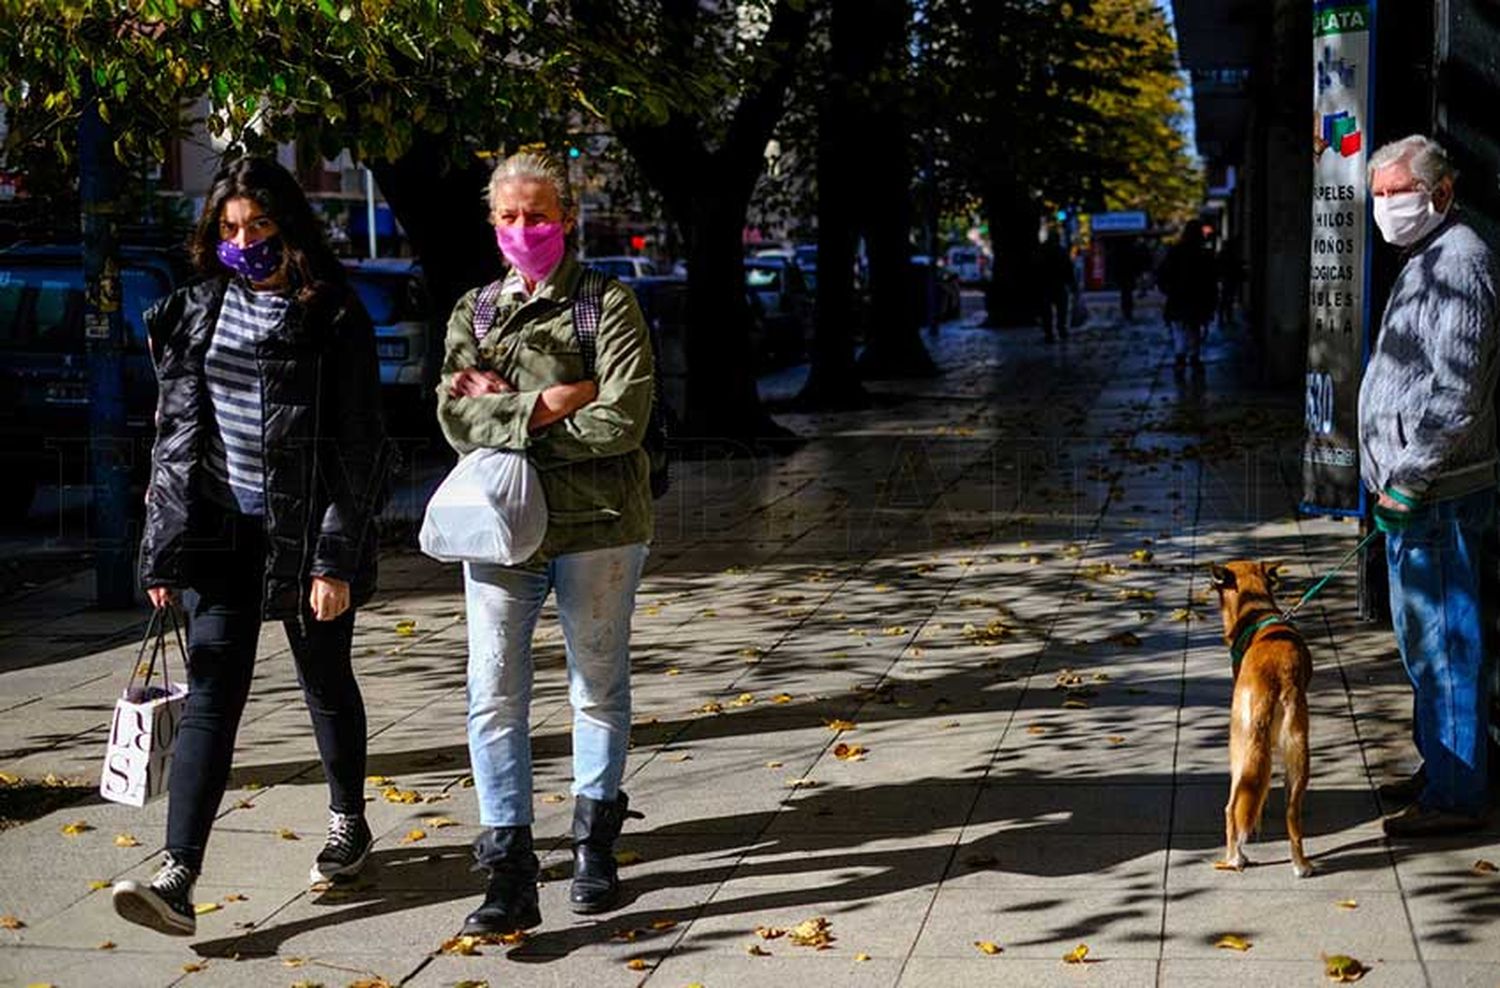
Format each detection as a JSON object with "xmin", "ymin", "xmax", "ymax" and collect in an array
[{"xmin": 138, "ymin": 276, "xmax": 388, "ymax": 619}]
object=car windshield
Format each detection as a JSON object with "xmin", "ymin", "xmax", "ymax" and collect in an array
[
  {"xmin": 746, "ymin": 267, "xmax": 781, "ymax": 290},
  {"xmin": 349, "ymin": 272, "xmax": 421, "ymax": 325},
  {"xmin": 0, "ymin": 262, "xmax": 168, "ymax": 351}
]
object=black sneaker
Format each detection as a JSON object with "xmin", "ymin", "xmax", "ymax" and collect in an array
[
  {"xmin": 310, "ymin": 811, "xmax": 372, "ymax": 883},
  {"xmin": 112, "ymin": 853, "xmax": 197, "ymax": 936}
]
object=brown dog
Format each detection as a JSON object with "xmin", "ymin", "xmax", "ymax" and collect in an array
[{"xmin": 1208, "ymin": 560, "xmax": 1314, "ymax": 877}]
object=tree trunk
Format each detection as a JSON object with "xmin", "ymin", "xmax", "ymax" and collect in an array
[
  {"xmin": 983, "ymin": 183, "xmax": 1042, "ymax": 328},
  {"xmin": 679, "ymin": 192, "xmax": 790, "ymax": 439},
  {"xmin": 370, "ymin": 141, "xmax": 502, "ymax": 328},
  {"xmin": 797, "ymin": 0, "xmax": 869, "ymax": 409},
  {"xmin": 855, "ymin": 0, "xmax": 935, "ymax": 379}
]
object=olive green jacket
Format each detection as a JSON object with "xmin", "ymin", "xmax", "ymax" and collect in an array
[{"xmin": 436, "ymin": 255, "xmax": 654, "ymax": 563}]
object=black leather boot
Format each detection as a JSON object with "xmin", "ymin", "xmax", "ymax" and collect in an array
[
  {"xmin": 569, "ymin": 791, "xmax": 642, "ymax": 914},
  {"xmin": 460, "ymin": 825, "xmax": 541, "ymax": 936}
]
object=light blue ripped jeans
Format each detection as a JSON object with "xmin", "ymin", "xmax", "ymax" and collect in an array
[{"xmin": 463, "ymin": 543, "xmax": 648, "ymax": 826}]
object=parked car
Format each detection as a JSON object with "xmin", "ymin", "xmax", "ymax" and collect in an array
[
  {"xmin": 587, "ymin": 255, "xmax": 664, "ymax": 280},
  {"xmin": 343, "ymin": 258, "xmax": 440, "ymax": 429},
  {"xmin": 0, "ymin": 243, "xmax": 188, "ymax": 516},
  {"xmin": 909, "ymin": 255, "xmax": 963, "ymax": 323},
  {"xmin": 945, "ymin": 245, "xmax": 991, "ymax": 284},
  {"xmin": 744, "ymin": 257, "xmax": 812, "ymax": 365}
]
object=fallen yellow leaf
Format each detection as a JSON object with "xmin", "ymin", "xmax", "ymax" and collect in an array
[
  {"xmin": 1215, "ymin": 934, "xmax": 1252, "ymax": 951},
  {"xmin": 833, "ymin": 743, "xmax": 868, "ymax": 761},
  {"xmin": 854, "ymin": 952, "xmax": 872, "ymax": 961},
  {"xmin": 376, "ymin": 783, "xmax": 421, "ymax": 804},
  {"xmin": 222, "ymin": 893, "xmax": 248, "ymax": 902},
  {"xmin": 755, "ymin": 926, "xmax": 786, "ymax": 939},
  {"xmin": 664, "ymin": 667, "xmax": 681, "ymax": 676},
  {"xmin": 770, "ymin": 693, "xmax": 794, "ymax": 704},
  {"xmin": 1131, "ymin": 549, "xmax": 1154, "ymax": 563},
  {"xmin": 649, "ymin": 918, "xmax": 677, "ymax": 931},
  {"xmin": 785, "ymin": 777, "xmax": 819, "ymax": 789},
  {"xmin": 394, "ymin": 620, "xmax": 417, "ymax": 636},
  {"xmin": 1062, "ymin": 698, "xmax": 1090, "ymax": 709},
  {"xmin": 825, "ymin": 719, "xmax": 856, "ymax": 732},
  {"xmin": 439, "ymin": 934, "xmax": 483, "ymax": 955},
  {"xmin": 1474, "ymin": 859, "xmax": 1498, "ymax": 874},
  {"xmin": 181, "ymin": 962, "xmax": 204, "ymax": 973},
  {"xmin": 88, "ymin": 880, "xmax": 111, "ymax": 891},
  {"xmin": 288, "ymin": 980, "xmax": 324, "ymax": 988},
  {"xmin": 614, "ymin": 850, "xmax": 644, "ymax": 866},
  {"xmin": 788, "ymin": 916, "xmax": 834, "ymax": 948},
  {"xmin": 540, "ymin": 793, "xmax": 566, "ymax": 804},
  {"xmin": 365, "ymin": 775, "xmax": 393, "ymax": 786},
  {"xmin": 243, "ymin": 781, "xmax": 264, "ymax": 791},
  {"xmin": 974, "ymin": 940, "xmax": 1004, "ymax": 955},
  {"xmin": 697, "ymin": 701, "xmax": 725, "ymax": 715},
  {"xmin": 625, "ymin": 958, "xmax": 648, "ymax": 971},
  {"xmin": 194, "ymin": 902, "xmax": 220, "ymax": 915},
  {"xmin": 882, "ymin": 625, "xmax": 908, "ymax": 636},
  {"xmin": 60, "ymin": 820, "xmax": 93, "ymax": 836},
  {"xmin": 729, "ymin": 692, "xmax": 756, "ymax": 708},
  {"xmin": 97, "ymin": 940, "xmax": 116, "ymax": 950},
  {"xmin": 1322, "ymin": 953, "xmax": 1367, "ymax": 982},
  {"xmin": 1026, "ymin": 724, "xmax": 1049, "ymax": 735},
  {"xmin": 1169, "ymin": 608, "xmax": 1197, "ymax": 623},
  {"xmin": 747, "ymin": 943, "xmax": 771, "ymax": 956},
  {"xmin": 276, "ymin": 828, "xmax": 299, "ymax": 841},
  {"xmin": 401, "ymin": 829, "xmax": 428, "ymax": 844},
  {"xmin": 1063, "ymin": 943, "xmax": 1090, "ymax": 964},
  {"xmin": 0, "ymin": 915, "xmax": 23, "ymax": 929},
  {"xmin": 114, "ymin": 833, "xmax": 141, "ymax": 848},
  {"xmin": 1335, "ymin": 899, "xmax": 1359, "ymax": 910},
  {"xmin": 1106, "ymin": 735, "xmax": 1127, "ymax": 745},
  {"xmin": 423, "ymin": 816, "xmax": 459, "ymax": 829},
  {"xmin": 766, "ymin": 760, "xmax": 785, "ymax": 769}
]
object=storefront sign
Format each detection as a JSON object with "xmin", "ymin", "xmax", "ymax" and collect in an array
[{"xmin": 1303, "ymin": 0, "xmax": 1376, "ymax": 516}]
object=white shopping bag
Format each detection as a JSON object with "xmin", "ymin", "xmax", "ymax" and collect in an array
[
  {"xmin": 419, "ymin": 448, "xmax": 548, "ymax": 565},
  {"xmin": 100, "ymin": 607, "xmax": 189, "ymax": 807}
]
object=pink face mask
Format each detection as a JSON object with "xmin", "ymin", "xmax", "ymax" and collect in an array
[{"xmin": 495, "ymin": 222, "xmax": 566, "ymax": 282}]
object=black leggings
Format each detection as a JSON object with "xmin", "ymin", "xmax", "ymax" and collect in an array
[{"xmin": 164, "ymin": 511, "xmax": 367, "ymax": 873}]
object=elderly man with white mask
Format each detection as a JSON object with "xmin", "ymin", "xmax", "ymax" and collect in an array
[{"xmin": 1358, "ymin": 134, "xmax": 1499, "ymax": 836}]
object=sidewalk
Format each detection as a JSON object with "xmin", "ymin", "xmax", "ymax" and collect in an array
[{"xmin": 3, "ymin": 298, "xmax": 1497, "ymax": 988}]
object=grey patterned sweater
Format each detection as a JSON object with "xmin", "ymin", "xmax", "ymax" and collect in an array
[{"xmin": 1358, "ymin": 215, "xmax": 1499, "ymax": 503}]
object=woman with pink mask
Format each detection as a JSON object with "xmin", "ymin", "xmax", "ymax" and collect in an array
[{"xmin": 436, "ymin": 151, "xmax": 655, "ymax": 936}]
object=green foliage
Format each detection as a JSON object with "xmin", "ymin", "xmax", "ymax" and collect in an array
[
  {"xmin": 917, "ymin": 0, "xmax": 1200, "ymax": 225},
  {"xmin": 0, "ymin": 0, "xmax": 670, "ymax": 170}
]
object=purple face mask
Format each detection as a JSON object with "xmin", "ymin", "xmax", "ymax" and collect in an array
[{"xmin": 216, "ymin": 236, "xmax": 284, "ymax": 282}]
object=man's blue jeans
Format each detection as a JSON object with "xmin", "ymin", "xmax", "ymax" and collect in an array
[
  {"xmin": 462, "ymin": 543, "xmax": 648, "ymax": 826},
  {"xmin": 1385, "ymin": 487, "xmax": 1496, "ymax": 816}
]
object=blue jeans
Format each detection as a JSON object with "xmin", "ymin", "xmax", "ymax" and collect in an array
[
  {"xmin": 463, "ymin": 543, "xmax": 648, "ymax": 826},
  {"xmin": 1385, "ymin": 487, "xmax": 1496, "ymax": 816}
]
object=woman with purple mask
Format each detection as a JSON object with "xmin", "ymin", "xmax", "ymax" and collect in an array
[
  {"xmin": 437, "ymin": 151, "xmax": 655, "ymax": 936},
  {"xmin": 113, "ymin": 156, "xmax": 388, "ymax": 936}
]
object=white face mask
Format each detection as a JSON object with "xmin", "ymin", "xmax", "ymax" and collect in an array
[{"xmin": 1373, "ymin": 190, "xmax": 1447, "ymax": 247}]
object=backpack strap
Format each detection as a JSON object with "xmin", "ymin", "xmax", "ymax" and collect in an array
[
  {"xmin": 472, "ymin": 278, "xmax": 508, "ymax": 341},
  {"xmin": 570, "ymin": 267, "xmax": 609, "ymax": 376}
]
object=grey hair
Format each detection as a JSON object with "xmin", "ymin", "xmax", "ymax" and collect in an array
[
  {"xmin": 1368, "ymin": 134, "xmax": 1458, "ymax": 188},
  {"xmin": 485, "ymin": 150, "xmax": 576, "ymax": 217}
]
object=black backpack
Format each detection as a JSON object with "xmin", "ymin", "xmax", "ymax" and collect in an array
[{"xmin": 473, "ymin": 267, "xmax": 673, "ymax": 497}]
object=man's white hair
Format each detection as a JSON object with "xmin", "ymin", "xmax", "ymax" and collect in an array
[
  {"xmin": 1368, "ymin": 134, "xmax": 1459, "ymax": 189},
  {"xmin": 485, "ymin": 150, "xmax": 576, "ymax": 217}
]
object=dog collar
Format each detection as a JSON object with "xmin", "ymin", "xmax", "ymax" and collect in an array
[{"xmin": 1229, "ymin": 613, "xmax": 1291, "ymax": 673}]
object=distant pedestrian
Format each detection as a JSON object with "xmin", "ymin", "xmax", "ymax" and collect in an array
[
  {"xmin": 114, "ymin": 156, "xmax": 388, "ymax": 936},
  {"xmin": 438, "ymin": 150, "xmax": 654, "ymax": 936},
  {"xmin": 1217, "ymin": 234, "xmax": 1244, "ymax": 327},
  {"xmin": 1359, "ymin": 134, "xmax": 1498, "ymax": 837},
  {"xmin": 1114, "ymin": 237, "xmax": 1148, "ymax": 323},
  {"xmin": 1157, "ymin": 224, "xmax": 1217, "ymax": 371},
  {"xmin": 1036, "ymin": 232, "xmax": 1076, "ymax": 343}
]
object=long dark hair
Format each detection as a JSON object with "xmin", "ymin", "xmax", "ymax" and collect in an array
[{"xmin": 191, "ymin": 155, "xmax": 345, "ymax": 306}]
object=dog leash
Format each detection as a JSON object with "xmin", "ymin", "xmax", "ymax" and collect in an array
[{"xmin": 1228, "ymin": 529, "xmax": 1381, "ymax": 671}]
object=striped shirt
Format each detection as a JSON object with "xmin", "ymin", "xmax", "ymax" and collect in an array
[{"xmin": 202, "ymin": 280, "xmax": 288, "ymax": 516}]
